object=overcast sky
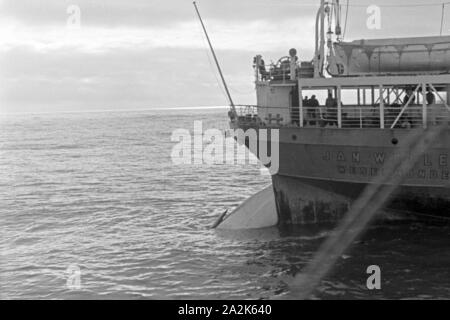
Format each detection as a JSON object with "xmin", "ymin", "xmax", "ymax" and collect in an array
[{"xmin": 0, "ymin": 0, "xmax": 448, "ymax": 113}]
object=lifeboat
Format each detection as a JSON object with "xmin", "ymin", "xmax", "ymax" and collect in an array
[{"xmin": 328, "ymin": 36, "xmax": 450, "ymax": 76}]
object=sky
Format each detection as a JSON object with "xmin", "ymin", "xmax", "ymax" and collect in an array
[{"xmin": 0, "ymin": 0, "xmax": 448, "ymax": 113}]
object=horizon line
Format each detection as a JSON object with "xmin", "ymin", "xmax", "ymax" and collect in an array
[{"xmin": 0, "ymin": 105, "xmax": 230, "ymax": 116}]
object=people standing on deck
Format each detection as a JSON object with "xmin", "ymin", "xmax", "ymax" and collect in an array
[
  {"xmin": 400, "ymin": 88, "xmax": 416, "ymax": 127},
  {"xmin": 259, "ymin": 58, "xmax": 268, "ymax": 81},
  {"xmin": 324, "ymin": 92, "xmax": 338, "ymax": 127},
  {"xmin": 307, "ymin": 95, "xmax": 320, "ymax": 126},
  {"xmin": 301, "ymin": 96, "xmax": 309, "ymax": 126},
  {"xmin": 303, "ymin": 96, "xmax": 309, "ymax": 107},
  {"xmin": 401, "ymin": 117, "xmax": 413, "ymax": 129},
  {"xmin": 259, "ymin": 58, "xmax": 265, "ymax": 80},
  {"xmin": 387, "ymin": 103, "xmax": 402, "ymax": 127},
  {"xmin": 404, "ymin": 88, "xmax": 416, "ymax": 105},
  {"xmin": 254, "ymin": 55, "xmax": 268, "ymax": 81}
]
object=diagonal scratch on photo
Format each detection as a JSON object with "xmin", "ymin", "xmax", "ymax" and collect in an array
[{"xmin": 1, "ymin": 0, "xmax": 450, "ymax": 304}]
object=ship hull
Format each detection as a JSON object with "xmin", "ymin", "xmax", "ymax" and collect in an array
[
  {"xmin": 272, "ymin": 175, "xmax": 450, "ymax": 225},
  {"xmin": 234, "ymin": 125, "xmax": 450, "ymax": 224}
]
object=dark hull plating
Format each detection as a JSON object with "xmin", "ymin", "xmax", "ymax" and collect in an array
[
  {"xmin": 234, "ymin": 125, "xmax": 450, "ymax": 224},
  {"xmin": 272, "ymin": 175, "xmax": 450, "ymax": 225}
]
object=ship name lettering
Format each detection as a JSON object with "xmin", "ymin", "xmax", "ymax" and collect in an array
[
  {"xmin": 373, "ymin": 152, "xmax": 385, "ymax": 164},
  {"xmin": 424, "ymin": 155, "xmax": 432, "ymax": 167},
  {"xmin": 439, "ymin": 154, "xmax": 448, "ymax": 167},
  {"xmin": 360, "ymin": 167, "xmax": 368, "ymax": 176},
  {"xmin": 430, "ymin": 170, "xmax": 439, "ymax": 180},
  {"xmin": 335, "ymin": 166, "xmax": 449, "ymax": 181},
  {"xmin": 418, "ymin": 170, "xmax": 426, "ymax": 179},
  {"xmin": 352, "ymin": 152, "xmax": 360, "ymax": 163},
  {"xmin": 370, "ymin": 167, "xmax": 378, "ymax": 176}
]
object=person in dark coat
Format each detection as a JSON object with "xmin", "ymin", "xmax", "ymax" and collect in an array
[{"xmin": 307, "ymin": 95, "xmax": 320, "ymax": 126}]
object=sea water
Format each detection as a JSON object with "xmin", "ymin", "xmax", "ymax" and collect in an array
[{"xmin": 1, "ymin": 108, "xmax": 450, "ymax": 299}]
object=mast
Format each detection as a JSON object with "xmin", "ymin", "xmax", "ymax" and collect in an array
[
  {"xmin": 315, "ymin": 0, "xmax": 326, "ymax": 78},
  {"xmin": 193, "ymin": 1, "xmax": 236, "ymax": 112},
  {"xmin": 334, "ymin": 0, "xmax": 342, "ymax": 40}
]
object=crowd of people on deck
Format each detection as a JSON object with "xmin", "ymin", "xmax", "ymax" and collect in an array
[
  {"xmin": 299, "ymin": 87, "xmax": 442, "ymax": 128},
  {"xmin": 300, "ymin": 93, "xmax": 341, "ymax": 127}
]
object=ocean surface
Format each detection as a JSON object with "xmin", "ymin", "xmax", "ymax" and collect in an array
[{"xmin": 1, "ymin": 108, "xmax": 450, "ymax": 300}]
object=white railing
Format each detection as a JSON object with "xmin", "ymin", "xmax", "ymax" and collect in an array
[
  {"xmin": 255, "ymin": 63, "xmax": 291, "ymax": 82},
  {"xmin": 234, "ymin": 104, "xmax": 450, "ymax": 129}
]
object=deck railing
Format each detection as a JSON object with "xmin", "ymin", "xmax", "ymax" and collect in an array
[
  {"xmin": 254, "ymin": 60, "xmax": 315, "ymax": 82},
  {"xmin": 234, "ymin": 104, "xmax": 450, "ymax": 129},
  {"xmin": 255, "ymin": 64, "xmax": 291, "ymax": 82}
]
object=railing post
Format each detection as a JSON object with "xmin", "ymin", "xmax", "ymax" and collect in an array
[
  {"xmin": 391, "ymin": 84, "xmax": 421, "ymax": 129},
  {"xmin": 379, "ymin": 85, "xmax": 385, "ymax": 129},
  {"xmin": 371, "ymin": 86, "xmax": 375, "ymax": 105},
  {"xmin": 299, "ymin": 82, "xmax": 304, "ymax": 128},
  {"xmin": 447, "ymin": 85, "xmax": 450, "ymax": 106},
  {"xmin": 422, "ymin": 83, "xmax": 428, "ymax": 129},
  {"xmin": 360, "ymin": 108, "xmax": 363, "ymax": 129},
  {"xmin": 337, "ymin": 85, "xmax": 342, "ymax": 128},
  {"xmin": 290, "ymin": 57, "xmax": 297, "ymax": 81},
  {"xmin": 255, "ymin": 55, "xmax": 261, "ymax": 82}
]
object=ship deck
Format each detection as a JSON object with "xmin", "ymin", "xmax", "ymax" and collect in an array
[{"xmin": 234, "ymin": 73, "xmax": 450, "ymax": 131}]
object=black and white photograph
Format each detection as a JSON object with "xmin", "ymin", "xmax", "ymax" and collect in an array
[{"xmin": 1, "ymin": 0, "xmax": 450, "ymax": 304}]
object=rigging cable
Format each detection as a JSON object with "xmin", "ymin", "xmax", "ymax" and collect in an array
[
  {"xmin": 193, "ymin": 3, "xmax": 232, "ymax": 106},
  {"xmin": 342, "ymin": 0, "xmax": 349, "ymax": 40},
  {"xmin": 328, "ymin": 1, "xmax": 450, "ymax": 8},
  {"xmin": 262, "ymin": 0, "xmax": 450, "ymax": 8},
  {"xmin": 193, "ymin": 1, "xmax": 236, "ymax": 110}
]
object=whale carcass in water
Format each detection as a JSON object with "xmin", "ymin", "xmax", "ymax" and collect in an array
[{"xmin": 216, "ymin": 185, "xmax": 279, "ymax": 230}]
